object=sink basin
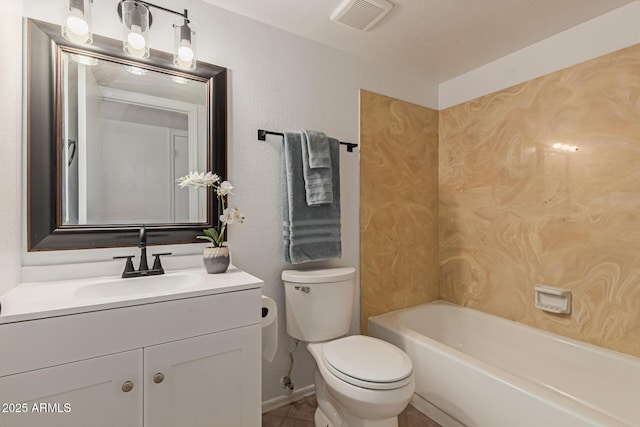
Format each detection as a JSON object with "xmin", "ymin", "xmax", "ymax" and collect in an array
[{"xmin": 74, "ymin": 273, "xmax": 204, "ymax": 299}]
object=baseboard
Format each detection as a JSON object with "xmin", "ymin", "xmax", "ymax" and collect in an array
[
  {"xmin": 262, "ymin": 384, "xmax": 316, "ymax": 414},
  {"xmin": 410, "ymin": 393, "xmax": 465, "ymax": 427}
]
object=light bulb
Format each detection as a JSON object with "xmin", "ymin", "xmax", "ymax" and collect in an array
[
  {"xmin": 177, "ymin": 46, "xmax": 194, "ymax": 62},
  {"xmin": 127, "ymin": 25, "xmax": 146, "ymax": 50},
  {"xmin": 127, "ymin": 32, "xmax": 146, "ymax": 50},
  {"xmin": 66, "ymin": 15, "xmax": 89, "ymax": 36}
]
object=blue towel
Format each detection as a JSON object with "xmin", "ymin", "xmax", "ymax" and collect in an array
[
  {"xmin": 283, "ymin": 132, "xmax": 341, "ymax": 264},
  {"xmin": 301, "ymin": 130, "xmax": 333, "ymax": 206},
  {"xmin": 302, "ymin": 129, "xmax": 330, "ymax": 168}
]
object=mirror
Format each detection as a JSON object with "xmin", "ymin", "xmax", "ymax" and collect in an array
[
  {"xmin": 26, "ymin": 19, "xmax": 227, "ymax": 251},
  {"xmin": 60, "ymin": 51, "xmax": 208, "ymax": 225}
]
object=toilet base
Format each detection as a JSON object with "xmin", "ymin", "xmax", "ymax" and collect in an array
[
  {"xmin": 315, "ymin": 407, "xmax": 332, "ymax": 427},
  {"xmin": 315, "ymin": 406, "xmax": 398, "ymax": 427},
  {"xmin": 314, "ymin": 369, "xmax": 399, "ymax": 427}
]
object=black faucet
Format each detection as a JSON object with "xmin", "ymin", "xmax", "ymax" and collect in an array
[
  {"xmin": 113, "ymin": 226, "xmax": 172, "ymax": 278},
  {"xmin": 138, "ymin": 225, "xmax": 149, "ymax": 272}
]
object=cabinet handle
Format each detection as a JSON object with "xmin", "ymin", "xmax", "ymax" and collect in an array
[
  {"xmin": 153, "ymin": 373, "xmax": 165, "ymax": 384},
  {"xmin": 122, "ymin": 381, "xmax": 134, "ymax": 392}
]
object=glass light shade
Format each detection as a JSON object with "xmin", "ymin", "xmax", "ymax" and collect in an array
[
  {"xmin": 62, "ymin": 0, "xmax": 93, "ymax": 45},
  {"xmin": 122, "ymin": 0, "xmax": 150, "ymax": 58},
  {"xmin": 173, "ymin": 18, "xmax": 197, "ymax": 70}
]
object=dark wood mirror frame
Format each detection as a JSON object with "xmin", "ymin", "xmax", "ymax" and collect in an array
[{"xmin": 26, "ymin": 18, "xmax": 227, "ymax": 251}]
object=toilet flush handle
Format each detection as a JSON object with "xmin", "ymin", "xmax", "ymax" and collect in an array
[{"xmin": 294, "ymin": 286, "xmax": 310, "ymax": 293}]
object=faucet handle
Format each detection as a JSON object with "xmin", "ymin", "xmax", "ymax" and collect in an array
[
  {"xmin": 113, "ymin": 255, "xmax": 135, "ymax": 277},
  {"xmin": 151, "ymin": 252, "xmax": 172, "ymax": 273}
]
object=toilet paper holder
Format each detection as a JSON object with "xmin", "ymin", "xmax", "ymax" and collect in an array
[{"xmin": 261, "ymin": 295, "xmax": 278, "ymax": 362}]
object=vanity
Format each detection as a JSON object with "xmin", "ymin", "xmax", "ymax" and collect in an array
[{"xmin": 0, "ymin": 267, "xmax": 263, "ymax": 426}]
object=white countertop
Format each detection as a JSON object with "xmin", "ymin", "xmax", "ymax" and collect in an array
[{"xmin": 0, "ymin": 266, "xmax": 263, "ymax": 324}]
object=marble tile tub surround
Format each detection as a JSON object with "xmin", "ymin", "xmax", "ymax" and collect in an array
[
  {"xmin": 360, "ymin": 90, "xmax": 440, "ymax": 334},
  {"xmin": 439, "ymin": 42, "xmax": 640, "ymax": 358}
]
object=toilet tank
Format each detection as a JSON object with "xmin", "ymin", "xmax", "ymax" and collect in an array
[{"xmin": 283, "ymin": 267, "xmax": 356, "ymax": 342}]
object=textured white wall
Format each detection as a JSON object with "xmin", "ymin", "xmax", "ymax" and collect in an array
[
  {"xmin": 16, "ymin": 0, "xmax": 437, "ymax": 405},
  {"xmin": 439, "ymin": 1, "xmax": 640, "ymax": 109},
  {"xmin": 0, "ymin": 1, "xmax": 22, "ymax": 295}
]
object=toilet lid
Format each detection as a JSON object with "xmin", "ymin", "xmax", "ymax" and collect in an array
[{"xmin": 322, "ymin": 335, "xmax": 413, "ymax": 390}]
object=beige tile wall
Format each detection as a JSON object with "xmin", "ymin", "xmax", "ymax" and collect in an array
[
  {"xmin": 439, "ymin": 44, "xmax": 640, "ymax": 357},
  {"xmin": 359, "ymin": 90, "xmax": 440, "ymax": 334}
]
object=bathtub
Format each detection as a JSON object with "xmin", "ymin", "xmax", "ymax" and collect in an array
[{"xmin": 368, "ymin": 301, "xmax": 640, "ymax": 427}]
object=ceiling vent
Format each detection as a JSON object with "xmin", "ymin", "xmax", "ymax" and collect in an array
[{"xmin": 330, "ymin": 0, "xmax": 394, "ymax": 31}]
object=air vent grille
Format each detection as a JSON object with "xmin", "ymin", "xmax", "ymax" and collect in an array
[{"xmin": 330, "ymin": 0, "xmax": 393, "ymax": 31}]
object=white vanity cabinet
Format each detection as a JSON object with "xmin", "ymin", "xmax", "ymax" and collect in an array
[
  {"xmin": 0, "ymin": 276, "xmax": 262, "ymax": 427},
  {"xmin": 144, "ymin": 326, "xmax": 260, "ymax": 426},
  {"xmin": 0, "ymin": 350, "xmax": 143, "ymax": 426}
]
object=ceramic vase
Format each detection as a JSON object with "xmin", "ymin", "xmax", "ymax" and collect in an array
[{"xmin": 203, "ymin": 246, "xmax": 230, "ymax": 274}]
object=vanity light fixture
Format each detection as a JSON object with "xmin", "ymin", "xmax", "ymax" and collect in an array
[
  {"xmin": 173, "ymin": 17, "xmax": 196, "ymax": 70},
  {"xmin": 117, "ymin": 0, "xmax": 197, "ymax": 69},
  {"xmin": 62, "ymin": 0, "xmax": 93, "ymax": 45},
  {"xmin": 120, "ymin": 0, "xmax": 151, "ymax": 58}
]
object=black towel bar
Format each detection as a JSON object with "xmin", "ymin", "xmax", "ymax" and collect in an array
[{"xmin": 257, "ymin": 129, "xmax": 358, "ymax": 153}]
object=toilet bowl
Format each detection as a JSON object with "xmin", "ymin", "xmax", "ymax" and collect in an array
[
  {"xmin": 309, "ymin": 336, "xmax": 415, "ymax": 426},
  {"xmin": 283, "ymin": 268, "xmax": 415, "ymax": 427}
]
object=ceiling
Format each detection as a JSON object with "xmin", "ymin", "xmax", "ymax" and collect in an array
[{"xmin": 201, "ymin": 0, "xmax": 635, "ymax": 83}]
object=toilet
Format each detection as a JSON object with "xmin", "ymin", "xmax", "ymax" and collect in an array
[{"xmin": 283, "ymin": 267, "xmax": 415, "ymax": 427}]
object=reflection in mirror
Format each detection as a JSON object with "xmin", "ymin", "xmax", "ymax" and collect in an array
[
  {"xmin": 60, "ymin": 51, "xmax": 208, "ymax": 225},
  {"xmin": 26, "ymin": 18, "xmax": 227, "ymax": 251}
]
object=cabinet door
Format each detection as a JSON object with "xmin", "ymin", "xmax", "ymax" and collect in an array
[
  {"xmin": 144, "ymin": 325, "xmax": 261, "ymax": 427},
  {"xmin": 0, "ymin": 350, "xmax": 142, "ymax": 427}
]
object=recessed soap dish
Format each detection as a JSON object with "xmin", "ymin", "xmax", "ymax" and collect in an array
[{"xmin": 535, "ymin": 285, "xmax": 572, "ymax": 314}]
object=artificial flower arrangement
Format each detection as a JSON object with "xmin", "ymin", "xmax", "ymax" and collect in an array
[{"xmin": 176, "ymin": 171, "xmax": 245, "ymax": 247}]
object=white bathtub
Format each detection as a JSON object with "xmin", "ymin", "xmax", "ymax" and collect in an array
[{"xmin": 368, "ymin": 301, "xmax": 640, "ymax": 427}]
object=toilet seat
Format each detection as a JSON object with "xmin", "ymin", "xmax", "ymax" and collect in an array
[{"xmin": 321, "ymin": 335, "xmax": 413, "ymax": 390}]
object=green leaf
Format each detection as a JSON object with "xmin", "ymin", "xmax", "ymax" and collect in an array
[
  {"xmin": 196, "ymin": 235, "xmax": 215, "ymax": 244},
  {"xmin": 198, "ymin": 227, "xmax": 223, "ymax": 246}
]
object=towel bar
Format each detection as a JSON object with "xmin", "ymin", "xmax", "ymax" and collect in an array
[{"xmin": 257, "ymin": 129, "xmax": 358, "ymax": 152}]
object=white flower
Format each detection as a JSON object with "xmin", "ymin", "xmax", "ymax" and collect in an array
[
  {"xmin": 231, "ymin": 206, "xmax": 245, "ymax": 223},
  {"xmin": 216, "ymin": 181, "xmax": 234, "ymax": 196},
  {"xmin": 220, "ymin": 208, "xmax": 235, "ymax": 224},
  {"xmin": 176, "ymin": 174, "xmax": 193, "ymax": 188},
  {"xmin": 202, "ymin": 172, "xmax": 221, "ymax": 186},
  {"xmin": 176, "ymin": 171, "xmax": 244, "ymax": 248},
  {"xmin": 176, "ymin": 171, "xmax": 220, "ymax": 188}
]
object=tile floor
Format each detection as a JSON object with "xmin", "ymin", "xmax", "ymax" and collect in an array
[{"xmin": 262, "ymin": 395, "xmax": 441, "ymax": 427}]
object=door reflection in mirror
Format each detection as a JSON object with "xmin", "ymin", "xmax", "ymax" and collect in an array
[{"xmin": 60, "ymin": 50, "xmax": 208, "ymax": 226}]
